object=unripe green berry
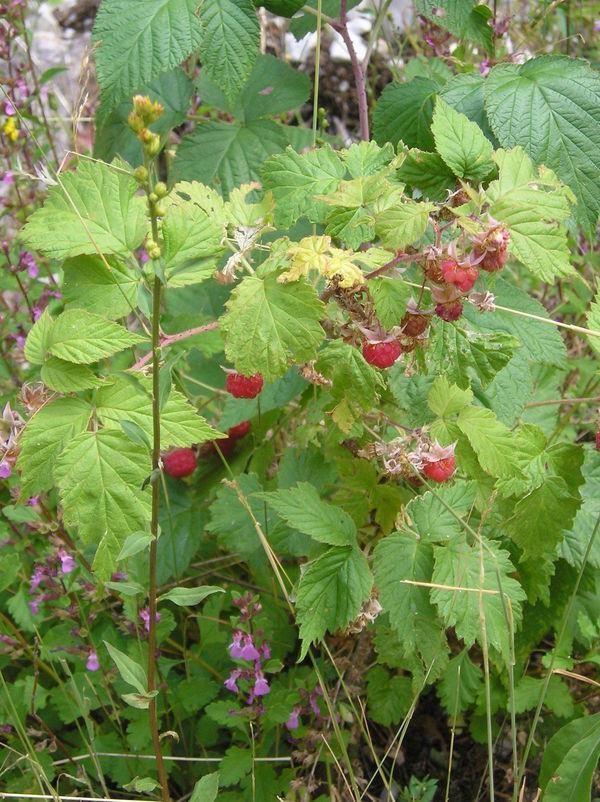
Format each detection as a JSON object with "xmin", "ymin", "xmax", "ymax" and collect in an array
[
  {"xmin": 148, "ymin": 192, "xmax": 158, "ymax": 204},
  {"xmin": 154, "ymin": 181, "xmax": 168, "ymax": 198},
  {"xmin": 154, "ymin": 204, "xmax": 166, "ymax": 217},
  {"xmin": 147, "ymin": 243, "xmax": 162, "ymax": 260},
  {"xmin": 133, "ymin": 166, "xmax": 148, "ymax": 184}
]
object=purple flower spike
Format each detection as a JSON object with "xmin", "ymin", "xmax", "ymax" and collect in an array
[
  {"xmin": 285, "ymin": 707, "xmax": 301, "ymax": 731},
  {"xmin": 0, "ymin": 461, "xmax": 11, "ymax": 480},
  {"xmin": 224, "ymin": 669, "xmax": 242, "ymax": 693},
  {"xmin": 139, "ymin": 607, "xmax": 160, "ymax": 632},
  {"xmin": 252, "ymin": 672, "xmax": 270, "ymax": 697},
  {"xmin": 239, "ymin": 635, "xmax": 260, "ymax": 662},
  {"xmin": 86, "ymin": 650, "xmax": 100, "ymax": 672},
  {"xmin": 58, "ymin": 549, "xmax": 76, "ymax": 575},
  {"xmin": 228, "ymin": 630, "xmax": 245, "ymax": 659}
]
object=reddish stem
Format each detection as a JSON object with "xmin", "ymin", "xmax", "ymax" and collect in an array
[
  {"xmin": 131, "ymin": 321, "xmax": 219, "ymax": 371},
  {"xmin": 331, "ymin": 1, "xmax": 370, "ymax": 141}
]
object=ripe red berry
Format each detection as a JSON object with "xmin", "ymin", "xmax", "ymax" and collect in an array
[
  {"xmin": 401, "ymin": 312, "xmax": 429, "ymax": 337},
  {"xmin": 362, "ymin": 340, "xmax": 402, "ymax": 369},
  {"xmin": 435, "ymin": 301, "xmax": 463, "ymax": 322},
  {"xmin": 163, "ymin": 448, "xmax": 197, "ymax": 478},
  {"xmin": 422, "ymin": 455, "xmax": 456, "ymax": 483},
  {"xmin": 440, "ymin": 258, "xmax": 479, "ymax": 293},
  {"xmin": 226, "ymin": 372, "xmax": 264, "ymax": 399},
  {"xmin": 476, "ymin": 245, "xmax": 508, "ymax": 272},
  {"xmin": 228, "ymin": 420, "xmax": 251, "ymax": 440}
]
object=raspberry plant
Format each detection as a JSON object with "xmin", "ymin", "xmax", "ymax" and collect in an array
[{"xmin": 2, "ymin": 1, "xmax": 600, "ymax": 801}]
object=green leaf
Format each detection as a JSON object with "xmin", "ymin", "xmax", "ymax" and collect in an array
[
  {"xmin": 561, "ymin": 450, "xmax": 600, "ymax": 569},
  {"xmin": 17, "ymin": 398, "xmax": 92, "ymax": 495},
  {"xmin": 93, "ymin": 0, "xmax": 202, "ymax": 107},
  {"xmin": 456, "ymin": 405, "xmax": 524, "ymax": 479},
  {"xmin": 260, "ymin": 483, "xmax": 357, "ymax": 546},
  {"xmin": 374, "ymin": 199, "xmax": 435, "ymax": 250},
  {"xmin": 117, "ymin": 531, "xmax": 154, "ymax": 561},
  {"xmin": 426, "ymin": 326, "xmax": 519, "ymax": 389},
  {"xmin": 441, "ymin": 72, "xmax": 497, "ymax": 144},
  {"xmin": 21, "ymin": 160, "xmax": 146, "ymax": 259},
  {"xmin": 486, "ymin": 147, "xmax": 574, "ymax": 281},
  {"xmin": 289, "ymin": 0, "xmax": 361, "ymax": 36},
  {"xmin": 373, "ymin": 78, "xmax": 438, "ymax": 150},
  {"xmin": 24, "ymin": 309, "xmax": 54, "ymax": 365},
  {"xmin": 221, "ymin": 273, "xmax": 324, "ymax": 381},
  {"xmin": 162, "ymin": 199, "xmax": 226, "ymax": 287},
  {"xmin": 505, "ymin": 475, "xmax": 582, "ymax": 559},
  {"xmin": 431, "ymin": 98, "xmax": 494, "ymax": 182},
  {"xmin": 405, "ymin": 56, "xmax": 453, "ymax": 88},
  {"xmin": 54, "ymin": 430, "xmax": 151, "ymax": 576},
  {"xmin": 369, "ymin": 277, "xmax": 410, "ymax": 328},
  {"xmin": 220, "ymin": 746, "xmax": 252, "ymax": 786},
  {"xmin": 539, "ymin": 714, "xmax": 600, "ymax": 801},
  {"xmin": 62, "ymin": 256, "xmax": 138, "ymax": 319},
  {"xmin": 190, "ymin": 772, "xmax": 220, "ymax": 802},
  {"xmin": 374, "ymin": 532, "xmax": 445, "ymax": 662},
  {"xmin": 262, "ymin": 145, "xmax": 345, "ymax": 228},
  {"xmin": 259, "ymin": 0, "xmax": 304, "ymax": 15},
  {"xmin": 343, "ymin": 141, "xmax": 395, "ymax": 178},
  {"xmin": 95, "ymin": 68, "xmax": 193, "ymax": 166},
  {"xmin": 484, "ymin": 55, "xmax": 600, "ymax": 235},
  {"xmin": 41, "ymin": 358, "xmax": 103, "ymax": 393},
  {"xmin": 158, "ymin": 586, "xmax": 224, "ymax": 606},
  {"xmin": 406, "ymin": 481, "xmax": 477, "ymax": 543},
  {"xmin": 586, "ymin": 286, "xmax": 600, "ymax": 357},
  {"xmin": 396, "ymin": 147, "xmax": 456, "ymax": 201},
  {"xmin": 428, "ymin": 375, "xmax": 472, "ymax": 418},
  {"xmin": 104, "ymin": 642, "xmax": 147, "ymax": 694},
  {"xmin": 48, "ymin": 309, "xmax": 145, "ymax": 364},
  {"xmin": 198, "ymin": 0, "xmax": 259, "ymax": 102},
  {"xmin": 366, "ymin": 666, "xmax": 412, "ymax": 726},
  {"xmin": 296, "ymin": 545, "xmax": 373, "ymax": 658},
  {"xmin": 172, "ymin": 119, "xmax": 287, "ymax": 197},
  {"xmin": 96, "ymin": 376, "xmax": 221, "ymax": 449},
  {"xmin": 197, "ymin": 53, "xmax": 310, "ymax": 122},
  {"xmin": 124, "ymin": 778, "xmax": 159, "ymax": 793},
  {"xmin": 415, "ymin": 1, "xmax": 493, "ymax": 50},
  {"xmin": 431, "ymin": 539, "xmax": 525, "ymax": 657},
  {"xmin": 438, "ymin": 649, "xmax": 483, "ymax": 715}
]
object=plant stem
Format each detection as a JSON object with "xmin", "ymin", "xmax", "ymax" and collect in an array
[
  {"xmin": 332, "ymin": 1, "xmax": 370, "ymax": 140},
  {"xmin": 131, "ymin": 321, "xmax": 219, "ymax": 371},
  {"xmin": 146, "ymin": 182, "xmax": 171, "ymax": 802}
]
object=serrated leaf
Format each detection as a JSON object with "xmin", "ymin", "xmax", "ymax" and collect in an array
[
  {"xmin": 415, "ymin": 0, "xmax": 493, "ymax": 50},
  {"xmin": 486, "ymin": 147, "xmax": 574, "ymax": 281},
  {"xmin": 117, "ymin": 531, "xmax": 154, "ymax": 561},
  {"xmin": 162, "ymin": 200, "xmax": 226, "ymax": 287},
  {"xmin": 48, "ymin": 309, "xmax": 145, "ymax": 364},
  {"xmin": 431, "ymin": 539, "xmax": 525, "ymax": 657},
  {"xmin": 296, "ymin": 545, "xmax": 372, "ymax": 658},
  {"xmin": 374, "ymin": 199, "xmax": 435, "ymax": 250},
  {"xmin": 199, "ymin": 0, "xmax": 259, "ymax": 102},
  {"xmin": 366, "ymin": 666, "xmax": 412, "ymax": 726},
  {"xmin": 438, "ymin": 649, "xmax": 483, "ymax": 715},
  {"xmin": 428, "ymin": 375, "xmax": 473, "ymax": 419},
  {"xmin": 373, "ymin": 78, "xmax": 438, "ymax": 151},
  {"xmin": 21, "ymin": 160, "xmax": 146, "ymax": 259},
  {"xmin": 172, "ymin": 119, "xmax": 287, "ymax": 197},
  {"xmin": 441, "ymin": 72, "xmax": 497, "ymax": 144},
  {"xmin": 432, "ymin": 98, "xmax": 494, "ymax": 182},
  {"xmin": 104, "ymin": 641, "xmax": 147, "ymax": 694},
  {"xmin": 374, "ymin": 532, "xmax": 444, "ymax": 661},
  {"xmin": 456, "ymin": 405, "xmax": 524, "ymax": 479},
  {"xmin": 24, "ymin": 309, "xmax": 54, "ymax": 365},
  {"xmin": 407, "ymin": 481, "xmax": 477, "ymax": 543},
  {"xmin": 41, "ymin": 358, "xmax": 103, "ymax": 393},
  {"xmin": 62, "ymin": 256, "xmax": 138, "ymax": 319},
  {"xmin": 396, "ymin": 147, "xmax": 456, "ymax": 201},
  {"xmin": 343, "ymin": 141, "xmax": 395, "ymax": 178},
  {"xmin": 197, "ymin": 53, "xmax": 310, "ymax": 122},
  {"xmin": 262, "ymin": 145, "xmax": 345, "ymax": 227},
  {"xmin": 96, "ymin": 376, "xmax": 221, "ymax": 448},
  {"xmin": 221, "ymin": 272, "xmax": 324, "ymax": 381},
  {"xmin": 219, "ymin": 746, "xmax": 252, "ymax": 786},
  {"xmin": 54, "ymin": 430, "xmax": 151, "ymax": 577},
  {"xmin": 260, "ymin": 483, "xmax": 356, "ymax": 546},
  {"xmin": 586, "ymin": 287, "xmax": 600, "ymax": 357},
  {"xmin": 484, "ymin": 55, "xmax": 600, "ymax": 235},
  {"xmin": 17, "ymin": 398, "xmax": 92, "ymax": 495},
  {"xmin": 427, "ymin": 326, "xmax": 519, "ymax": 389},
  {"xmin": 369, "ymin": 277, "xmax": 410, "ymax": 328},
  {"xmin": 561, "ymin": 450, "xmax": 600, "ymax": 569},
  {"xmin": 158, "ymin": 586, "xmax": 224, "ymax": 606},
  {"xmin": 93, "ymin": 0, "xmax": 202, "ymax": 107}
]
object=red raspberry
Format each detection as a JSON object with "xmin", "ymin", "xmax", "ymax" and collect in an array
[
  {"xmin": 401, "ymin": 312, "xmax": 429, "ymax": 337},
  {"xmin": 226, "ymin": 372, "xmax": 264, "ymax": 399},
  {"xmin": 424, "ymin": 259, "xmax": 444, "ymax": 284},
  {"xmin": 228, "ymin": 420, "xmax": 251, "ymax": 440},
  {"xmin": 440, "ymin": 258, "xmax": 479, "ymax": 293},
  {"xmin": 475, "ymin": 245, "xmax": 508, "ymax": 272},
  {"xmin": 362, "ymin": 340, "xmax": 402, "ymax": 369},
  {"xmin": 422, "ymin": 455, "xmax": 456, "ymax": 483},
  {"xmin": 435, "ymin": 301, "xmax": 463, "ymax": 322},
  {"xmin": 163, "ymin": 448, "xmax": 197, "ymax": 478}
]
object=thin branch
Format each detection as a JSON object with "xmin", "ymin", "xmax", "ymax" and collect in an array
[
  {"xmin": 331, "ymin": 1, "xmax": 370, "ymax": 140},
  {"xmin": 131, "ymin": 322, "xmax": 219, "ymax": 371}
]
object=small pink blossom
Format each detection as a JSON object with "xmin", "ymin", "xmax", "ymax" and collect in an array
[
  {"xmin": 252, "ymin": 672, "xmax": 270, "ymax": 697},
  {"xmin": 139, "ymin": 607, "xmax": 160, "ymax": 633},
  {"xmin": 224, "ymin": 669, "xmax": 242, "ymax": 693},
  {"xmin": 58, "ymin": 549, "xmax": 76, "ymax": 575},
  {"xmin": 285, "ymin": 706, "xmax": 301, "ymax": 730},
  {"xmin": 86, "ymin": 650, "xmax": 100, "ymax": 672}
]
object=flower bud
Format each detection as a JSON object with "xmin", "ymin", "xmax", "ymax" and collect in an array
[
  {"xmin": 133, "ymin": 166, "xmax": 148, "ymax": 184},
  {"xmin": 154, "ymin": 181, "xmax": 168, "ymax": 198}
]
